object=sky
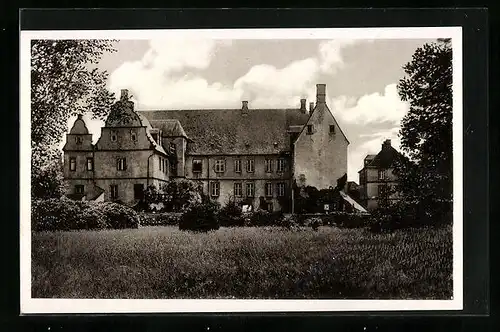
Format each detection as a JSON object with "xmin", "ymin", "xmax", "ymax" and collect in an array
[{"xmin": 64, "ymin": 38, "xmax": 434, "ymax": 182}]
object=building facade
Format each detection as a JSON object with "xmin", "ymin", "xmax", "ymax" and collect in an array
[
  {"xmin": 358, "ymin": 139, "xmax": 404, "ymax": 211},
  {"xmin": 63, "ymin": 84, "xmax": 349, "ymax": 212}
]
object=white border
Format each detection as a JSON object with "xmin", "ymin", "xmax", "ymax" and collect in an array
[{"xmin": 20, "ymin": 27, "xmax": 463, "ymax": 314}]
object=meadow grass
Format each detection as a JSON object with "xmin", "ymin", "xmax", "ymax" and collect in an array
[{"xmin": 32, "ymin": 226, "xmax": 453, "ymax": 299}]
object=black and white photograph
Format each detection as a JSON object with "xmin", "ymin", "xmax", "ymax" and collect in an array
[{"xmin": 20, "ymin": 27, "xmax": 463, "ymax": 313}]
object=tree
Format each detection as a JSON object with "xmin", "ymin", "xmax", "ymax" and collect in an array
[
  {"xmin": 31, "ymin": 40, "xmax": 117, "ymax": 171},
  {"xmin": 395, "ymin": 39, "xmax": 453, "ymax": 222},
  {"xmin": 31, "ymin": 156, "xmax": 67, "ymax": 200}
]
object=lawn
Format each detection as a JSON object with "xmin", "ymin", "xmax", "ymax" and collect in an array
[{"xmin": 31, "ymin": 225, "xmax": 453, "ymax": 299}]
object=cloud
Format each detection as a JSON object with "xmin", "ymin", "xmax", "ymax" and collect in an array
[
  {"xmin": 108, "ymin": 39, "xmax": 238, "ymax": 109},
  {"xmin": 233, "ymin": 58, "xmax": 319, "ymax": 108},
  {"xmin": 333, "ymin": 84, "xmax": 409, "ymax": 126},
  {"xmin": 318, "ymin": 39, "xmax": 359, "ymax": 74}
]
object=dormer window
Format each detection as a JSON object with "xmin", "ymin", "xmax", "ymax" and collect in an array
[
  {"xmin": 329, "ymin": 125, "xmax": 335, "ymax": 134},
  {"xmin": 111, "ymin": 130, "xmax": 117, "ymax": 142},
  {"xmin": 306, "ymin": 125, "xmax": 313, "ymax": 135}
]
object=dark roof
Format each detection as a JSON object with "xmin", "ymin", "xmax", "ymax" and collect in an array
[
  {"xmin": 69, "ymin": 115, "xmax": 89, "ymax": 134},
  {"xmin": 368, "ymin": 145, "xmax": 405, "ymax": 169},
  {"xmin": 149, "ymin": 119, "xmax": 189, "ymax": 138},
  {"xmin": 139, "ymin": 109, "xmax": 310, "ymax": 155}
]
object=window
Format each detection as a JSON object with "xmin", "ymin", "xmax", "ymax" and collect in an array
[
  {"xmin": 277, "ymin": 183, "xmax": 286, "ymax": 197},
  {"xmin": 246, "ymin": 159, "xmax": 255, "ymax": 173},
  {"xmin": 169, "ymin": 143, "xmax": 176, "ymax": 154},
  {"xmin": 215, "ymin": 159, "xmax": 226, "ymax": 173},
  {"xmin": 306, "ymin": 124, "xmax": 313, "ymax": 134},
  {"xmin": 86, "ymin": 157, "xmax": 94, "ymax": 171},
  {"xmin": 69, "ymin": 157, "xmax": 76, "ymax": 171},
  {"xmin": 117, "ymin": 158, "xmax": 127, "ymax": 171},
  {"xmin": 131, "ymin": 131, "xmax": 137, "ymax": 141},
  {"xmin": 162, "ymin": 159, "xmax": 166, "ymax": 173},
  {"xmin": 265, "ymin": 182, "xmax": 273, "ymax": 197},
  {"xmin": 277, "ymin": 159, "xmax": 286, "ymax": 173},
  {"xmin": 75, "ymin": 185, "xmax": 84, "ymax": 194},
  {"xmin": 110, "ymin": 185, "xmax": 118, "ymax": 199},
  {"xmin": 378, "ymin": 169, "xmax": 387, "ymax": 180},
  {"xmin": 266, "ymin": 202, "xmax": 273, "ymax": 212},
  {"xmin": 234, "ymin": 159, "xmax": 242, "ymax": 173},
  {"xmin": 111, "ymin": 130, "xmax": 117, "ymax": 142},
  {"xmin": 246, "ymin": 182, "xmax": 255, "ymax": 197},
  {"xmin": 234, "ymin": 182, "xmax": 242, "ymax": 197},
  {"xmin": 265, "ymin": 159, "xmax": 273, "ymax": 173},
  {"xmin": 329, "ymin": 125, "xmax": 336, "ymax": 134},
  {"xmin": 192, "ymin": 159, "xmax": 202, "ymax": 173},
  {"xmin": 210, "ymin": 182, "xmax": 220, "ymax": 197},
  {"xmin": 75, "ymin": 136, "xmax": 83, "ymax": 144},
  {"xmin": 134, "ymin": 184, "xmax": 144, "ymax": 200}
]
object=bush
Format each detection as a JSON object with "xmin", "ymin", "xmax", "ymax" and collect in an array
[
  {"xmin": 31, "ymin": 198, "xmax": 139, "ymax": 231},
  {"xmin": 31, "ymin": 197, "xmax": 84, "ymax": 231},
  {"xmin": 179, "ymin": 199, "xmax": 220, "ymax": 232},
  {"xmin": 248, "ymin": 210, "xmax": 284, "ymax": 227},
  {"xmin": 138, "ymin": 212, "xmax": 181, "ymax": 226},
  {"xmin": 218, "ymin": 200, "xmax": 244, "ymax": 227},
  {"xmin": 99, "ymin": 202, "xmax": 140, "ymax": 229}
]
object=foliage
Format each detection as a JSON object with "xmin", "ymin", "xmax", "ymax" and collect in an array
[
  {"xmin": 159, "ymin": 180, "xmax": 204, "ymax": 212},
  {"xmin": 395, "ymin": 39, "xmax": 453, "ymax": 222},
  {"xmin": 138, "ymin": 213, "xmax": 181, "ymax": 226},
  {"xmin": 294, "ymin": 185, "xmax": 342, "ymax": 214},
  {"xmin": 32, "ymin": 226, "xmax": 453, "ymax": 299},
  {"xmin": 248, "ymin": 210, "xmax": 285, "ymax": 227},
  {"xmin": 32, "ymin": 198, "xmax": 139, "ymax": 231},
  {"xmin": 99, "ymin": 202, "xmax": 140, "ymax": 229},
  {"xmin": 31, "ymin": 158, "xmax": 67, "ymax": 199},
  {"xmin": 179, "ymin": 197, "xmax": 220, "ymax": 232},
  {"xmin": 218, "ymin": 199, "xmax": 244, "ymax": 227},
  {"xmin": 31, "ymin": 39, "xmax": 116, "ymax": 171}
]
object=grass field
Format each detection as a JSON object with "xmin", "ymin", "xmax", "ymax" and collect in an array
[{"xmin": 32, "ymin": 226, "xmax": 453, "ymax": 299}]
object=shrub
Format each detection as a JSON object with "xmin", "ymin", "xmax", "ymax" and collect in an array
[
  {"xmin": 218, "ymin": 200, "xmax": 244, "ymax": 227},
  {"xmin": 31, "ymin": 197, "xmax": 84, "ymax": 231},
  {"xmin": 248, "ymin": 210, "xmax": 284, "ymax": 227},
  {"xmin": 99, "ymin": 202, "xmax": 140, "ymax": 229},
  {"xmin": 138, "ymin": 212, "xmax": 181, "ymax": 226},
  {"xmin": 179, "ymin": 199, "xmax": 220, "ymax": 232},
  {"xmin": 303, "ymin": 217, "xmax": 322, "ymax": 230},
  {"xmin": 31, "ymin": 198, "xmax": 140, "ymax": 231},
  {"xmin": 77, "ymin": 203, "xmax": 109, "ymax": 230}
]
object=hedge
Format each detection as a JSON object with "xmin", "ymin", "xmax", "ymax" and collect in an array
[
  {"xmin": 32, "ymin": 198, "xmax": 139, "ymax": 231},
  {"xmin": 138, "ymin": 213, "xmax": 181, "ymax": 226}
]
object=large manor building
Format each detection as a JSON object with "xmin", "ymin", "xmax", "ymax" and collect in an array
[{"xmin": 63, "ymin": 84, "xmax": 349, "ymax": 212}]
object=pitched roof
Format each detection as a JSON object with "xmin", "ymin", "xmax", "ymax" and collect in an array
[
  {"xmin": 149, "ymin": 119, "xmax": 189, "ymax": 138},
  {"xmin": 69, "ymin": 115, "xmax": 90, "ymax": 134},
  {"xmin": 136, "ymin": 112, "xmax": 167, "ymax": 155},
  {"xmin": 138, "ymin": 108, "xmax": 310, "ymax": 155},
  {"xmin": 368, "ymin": 145, "xmax": 405, "ymax": 169}
]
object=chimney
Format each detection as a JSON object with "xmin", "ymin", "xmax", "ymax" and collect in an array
[
  {"xmin": 242, "ymin": 101, "xmax": 249, "ymax": 114},
  {"xmin": 300, "ymin": 99, "xmax": 307, "ymax": 113},
  {"xmin": 382, "ymin": 139, "xmax": 392, "ymax": 149},
  {"xmin": 309, "ymin": 102, "xmax": 314, "ymax": 112},
  {"xmin": 316, "ymin": 84, "xmax": 326, "ymax": 104},
  {"xmin": 120, "ymin": 89, "xmax": 129, "ymax": 101},
  {"xmin": 77, "ymin": 114, "xmax": 83, "ymax": 120}
]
